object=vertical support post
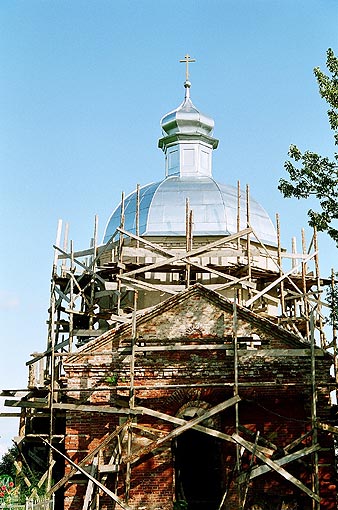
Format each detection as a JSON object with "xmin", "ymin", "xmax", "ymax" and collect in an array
[
  {"xmin": 129, "ymin": 290, "xmax": 138, "ymax": 410},
  {"xmin": 237, "ymin": 180, "xmax": 241, "ymax": 262},
  {"xmin": 301, "ymin": 228, "xmax": 309, "ymax": 338},
  {"xmin": 233, "ymin": 295, "xmax": 240, "ymax": 469},
  {"xmin": 291, "ymin": 237, "xmax": 298, "ymax": 318},
  {"xmin": 185, "ymin": 198, "xmax": 191, "ymax": 288},
  {"xmin": 189, "ymin": 209, "xmax": 193, "ymax": 252},
  {"xmin": 61, "ymin": 222, "xmax": 69, "ymax": 277},
  {"xmin": 53, "ymin": 220, "xmax": 63, "ymax": 273},
  {"xmin": 331, "ymin": 269, "xmax": 338, "ymax": 391},
  {"xmin": 313, "ymin": 228, "xmax": 325, "ymax": 347},
  {"xmin": 46, "ymin": 219, "xmax": 62, "ymax": 493},
  {"xmin": 240, "ymin": 431, "xmax": 260, "ymax": 509},
  {"xmin": 310, "ymin": 312, "xmax": 320, "ymax": 509},
  {"xmin": 69, "ymin": 240, "xmax": 74, "ymax": 352},
  {"xmin": 136, "ymin": 184, "xmax": 140, "ymax": 265},
  {"xmin": 246, "ymin": 185, "xmax": 252, "ymax": 302},
  {"xmin": 89, "ymin": 215, "xmax": 98, "ymax": 330},
  {"xmin": 237, "ymin": 181, "xmax": 242, "ymax": 305},
  {"xmin": 39, "ymin": 358, "xmax": 44, "ymax": 386},
  {"xmin": 291, "ymin": 236, "xmax": 297, "ymax": 270},
  {"xmin": 232, "ymin": 294, "xmax": 241, "ymax": 504},
  {"xmin": 47, "ymin": 288, "xmax": 56, "ymax": 493},
  {"xmin": 276, "ymin": 213, "xmax": 285, "ymax": 316},
  {"xmin": 117, "ymin": 192, "xmax": 125, "ymax": 316},
  {"xmin": 125, "ymin": 290, "xmax": 138, "ymax": 501}
]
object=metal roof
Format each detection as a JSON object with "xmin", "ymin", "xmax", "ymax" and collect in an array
[{"xmin": 103, "ymin": 176, "xmax": 277, "ymax": 245}]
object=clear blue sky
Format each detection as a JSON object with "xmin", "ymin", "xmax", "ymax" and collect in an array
[{"xmin": 0, "ymin": 0, "xmax": 337, "ymax": 454}]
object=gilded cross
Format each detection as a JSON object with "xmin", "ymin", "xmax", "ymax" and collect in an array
[{"xmin": 180, "ymin": 54, "xmax": 196, "ymax": 81}]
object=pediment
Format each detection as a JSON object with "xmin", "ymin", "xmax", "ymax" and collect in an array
[
  {"xmin": 68, "ymin": 284, "xmax": 313, "ymax": 364},
  {"xmin": 118, "ymin": 284, "xmax": 306, "ymax": 349}
]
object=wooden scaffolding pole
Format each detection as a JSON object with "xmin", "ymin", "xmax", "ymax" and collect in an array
[
  {"xmin": 117, "ymin": 192, "xmax": 125, "ymax": 316},
  {"xmin": 69, "ymin": 240, "xmax": 74, "ymax": 352},
  {"xmin": 46, "ymin": 219, "xmax": 62, "ymax": 492},
  {"xmin": 89, "ymin": 214, "xmax": 98, "ymax": 331},
  {"xmin": 240, "ymin": 431, "xmax": 260, "ymax": 509},
  {"xmin": 125, "ymin": 291, "xmax": 138, "ymax": 501},
  {"xmin": 301, "ymin": 228, "xmax": 310, "ymax": 338},
  {"xmin": 136, "ymin": 184, "xmax": 140, "ymax": 264},
  {"xmin": 237, "ymin": 181, "xmax": 242, "ymax": 305},
  {"xmin": 291, "ymin": 236, "xmax": 298, "ymax": 318},
  {"xmin": 331, "ymin": 269, "xmax": 338, "ymax": 392},
  {"xmin": 61, "ymin": 222, "xmax": 69, "ymax": 277},
  {"xmin": 185, "ymin": 198, "xmax": 191, "ymax": 288},
  {"xmin": 276, "ymin": 213, "xmax": 285, "ymax": 315},
  {"xmin": 246, "ymin": 185, "xmax": 252, "ymax": 298},
  {"xmin": 313, "ymin": 228, "xmax": 325, "ymax": 348},
  {"xmin": 232, "ymin": 295, "xmax": 241, "ymax": 505},
  {"xmin": 310, "ymin": 312, "xmax": 320, "ymax": 509}
]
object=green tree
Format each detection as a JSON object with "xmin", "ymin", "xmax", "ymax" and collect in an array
[
  {"xmin": 0, "ymin": 446, "xmax": 17, "ymax": 480},
  {"xmin": 278, "ymin": 48, "xmax": 338, "ymax": 244},
  {"xmin": 0, "ymin": 445, "xmax": 48, "ymax": 502}
]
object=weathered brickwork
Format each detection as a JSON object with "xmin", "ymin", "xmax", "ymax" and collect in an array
[{"xmin": 62, "ymin": 285, "xmax": 337, "ymax": 510}]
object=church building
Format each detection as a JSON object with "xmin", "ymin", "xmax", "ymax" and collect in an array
[{"xmin": 6, "ymin": 56, "xmax": 337, "ymax": 510}]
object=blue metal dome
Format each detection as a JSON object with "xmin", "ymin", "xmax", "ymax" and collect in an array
[{"xmin": 103, "ymin": 175, "xmax": 277, "ymax": 245}]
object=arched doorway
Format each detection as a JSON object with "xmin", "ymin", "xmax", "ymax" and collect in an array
[{"xmin": 173, "ymin": 402, "xmax": 223, "ymax": 510}]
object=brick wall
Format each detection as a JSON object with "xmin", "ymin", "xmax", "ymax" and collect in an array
[{"xmin": 62, "ymin": 288, "xmax": 337, "ymax": 510}]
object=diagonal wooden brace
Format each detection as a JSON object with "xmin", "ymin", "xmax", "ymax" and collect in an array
[
  {"xmin": 118, "ymin": 228, "xmax": 252, "ymax": 278},
  {"xmin": 237, "ymin": 443, "xmax": 320, "ymax": 483},
  {"xmin": 232, "ymin": 433, "xmax": 320, "ymax": 503},
  {"xmin": 125, "ymin": 396, "xmax": 240, "ymax": 465},
  {"xmin": 42, "ymin": 437, "xmax": 132, "ymax": 510},
  {"xmin": 49, "ymin": 422, "xmax": 127, "ymax": 495}
]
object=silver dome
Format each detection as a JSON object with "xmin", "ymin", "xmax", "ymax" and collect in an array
[
  {"xmin": 103, "ymin": 71, "xmax": 277, "ymax": 247},
  {"xmin": 103, "ymin": 175, "xmax": 277, "ymax": 245},
  {"xmin": 161, "ymin": 96, "xmax": 215, "ymax": 137}
]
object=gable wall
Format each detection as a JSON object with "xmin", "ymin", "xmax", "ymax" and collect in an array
[{"xmin": 62, "ymin": 291, "xmax": 336, "ymax": 510}]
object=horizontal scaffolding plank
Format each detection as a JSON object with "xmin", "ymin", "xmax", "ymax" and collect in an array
[
  {"xmin": 98, "ymin": 464, "xmax": 119, "ymax": 473},
  {"xmin": 5, "ymin": 399, "xmax": 48, "ymax": 409},
  {"xmin": 133, "ymin": 345, "xmax": 325, "ymax": 356},
  {"xmin": 73, "ymin": 329, "xmax": 106, "ymax": 337},
  {"xmin": 52, "ymin": 403, "xmax": 141, "ymax": 415}
]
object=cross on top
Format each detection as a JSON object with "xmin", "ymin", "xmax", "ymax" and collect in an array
[{"xmin": 180, "ymin": 54, "xmax": 196, "ymax": 82}]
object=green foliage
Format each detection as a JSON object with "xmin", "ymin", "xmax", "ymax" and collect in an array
[
  {"xmin": 279, "ymin": 48, "xmax": 338, "ymax": 244},
  {"xmin": 105, "ymin": 373, "xmax": 118, "ymax": 385},
  {"xmin": 326, "ymin": 272, "xmax": 338, "ymax": 329},
  {"xmin": 0, "ymin": 446, "xmax": 48, "ymax": 503},
  {"xmin": 0, "ymin": 447, "xmax": 17, "ymax": 480}
]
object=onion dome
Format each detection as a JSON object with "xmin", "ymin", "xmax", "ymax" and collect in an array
[{"xmin": 160, "ymin": 81, "xmax": 217, "ymax": 140}]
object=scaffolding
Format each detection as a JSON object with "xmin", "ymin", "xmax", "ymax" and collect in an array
[{"xmin": 1, "ymin": 181, "xmax": 338, "ymax": 510}]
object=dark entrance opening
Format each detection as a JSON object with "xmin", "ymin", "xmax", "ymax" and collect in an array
[{"xmin": 173, "ymin": 429, "xmax": 223, "ymax": 510}]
